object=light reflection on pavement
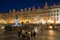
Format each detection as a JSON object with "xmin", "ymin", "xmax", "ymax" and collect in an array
[{"xmin": 0, "ymin": 25, "xmax": 60, "ymax": 40}]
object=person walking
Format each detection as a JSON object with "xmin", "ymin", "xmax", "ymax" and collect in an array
[{"xmin": 17, "ymin": 30, "xmax": 21, "ymax": 37}]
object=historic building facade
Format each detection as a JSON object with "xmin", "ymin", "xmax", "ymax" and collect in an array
[{"xmin": 0, "ymin": 2, "xmax": 60, "ymax": 24}]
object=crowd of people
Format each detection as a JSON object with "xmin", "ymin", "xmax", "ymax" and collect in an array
[{"xmin": 17, "ymin": 29, "xmax": 37, "ymax": 40}]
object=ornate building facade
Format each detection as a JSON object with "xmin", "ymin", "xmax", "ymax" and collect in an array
[{"xmin": 0, "ymin": 2, "xmax": 60, "ymax": 24}]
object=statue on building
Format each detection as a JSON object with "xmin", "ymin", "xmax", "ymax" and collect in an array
[
  {"xmin": 13, "ymin": 15, "xmax": 23, "ymax": 27},
  {"xmin": 12, "ymin": 15, "xmax": 19, "ymax": 26},
  {"xmin": 15, "ymin": 15, "xmax": 19, "ymax": 26}
]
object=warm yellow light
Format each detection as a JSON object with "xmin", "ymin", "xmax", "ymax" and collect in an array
[
  {"xmin": 0, "ymin": 21, "xmax": 1, "ymax": 22},
  {"xmin": 19, "ymin": 19, "xmax": 31, "ymax": 23},
  {"xmin": 48, "ymin": 30, "xmax": 54, "ymax": 35},
  {"xmin": 41, "ymin": 19, "xmax": 46, "ymax": 24},
  {"xmin": 56, "ymin": 21, "xmax": 60, "ymax": 24},
  {"xmin": 1, "ymin": 26, "xmax": 5, "ymax": 29},
  {"xmin": 34, "ymin": 27, "xmax": 38, "ymax": 33},
  {"xmin": 0, "ymin": 20, "xmax": 7, "ymax": 24},
  {"xmin": 47, "ymin": 20, "xmax": 54, "ymax": 23},
  {"xmin": 4, "ymin": 21, "xmax": 7, "ymax": 24},
  {"xmin": 8, "ymin": 20, "xmax": 14, "ymax": 24},
  {"xmin": 49, "ymin": 26, "xmax": 53, "ymax": 29}
]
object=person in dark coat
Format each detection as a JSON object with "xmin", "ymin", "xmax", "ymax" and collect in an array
[
  {"xmin": 33, "ymin": 31, "xmax": 36, "ymax": 37},
  {"xmin": 26, "ymin": 35, "xmax": 30, "ymax": 40},
  {"xmin": 17, "ymin": 30, "xmax": 21, "ymax": 37},
  {"xmin": 25, "ymin": 32, "xmax": 30, "ymax": 40}
]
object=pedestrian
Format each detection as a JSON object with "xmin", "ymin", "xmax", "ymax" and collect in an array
[
  {"xmin": 31, "ymin": 31, "xmax": 33, "ymax": 37},
  {"xmin": 21, "ymin": 30, "xmax": 26, "ymax": 40},
  {"xmin": 27, "ymin": 35, "xmax": 30, "ymax": 40},
  {"xmin": 33, "ymin": 31, "xmax": 36, "ymax": 37},
  {"xmin": 17, "ymin": 30, "xmax": 21, "ymax": 37},
  {"xmin": 25, "ymin": 32, "xmax": 30, "ymax": 40}
]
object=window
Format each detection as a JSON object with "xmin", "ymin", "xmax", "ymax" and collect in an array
[
  {"xmin": 51, "ymin": 11, "xmax": 53, "ymax": 12},
  {"xmin": 51, "ymin": 14, "xmax": 53, "ymax": 16},
  {"xmin": 54, "ymin": 14, "xmax": 56, "ymax": 16},
  {"xmin": 41, "ymin": 15, "xmax": 42, "ymax": 16},
  {"xmin": 54, "ymin": 10, "xmax": 56, "ymax": 12},
  {"xmin": 48, "ymin": 14, "xmax": 50, "ymax": 16},
  {"xmin": 57, "ymin": 10, "xmax": 59, "ymax": 12},
  {"xmin": 57, "ymin": 17, "xmax": 59, "ymax": 21},
  {"xmin": 57, "ymin": 14, "xmax": 59, "ymax": 16}
]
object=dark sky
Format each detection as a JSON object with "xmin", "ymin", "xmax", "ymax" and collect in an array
[{"xmin": 0, "ymin": 0, "xmax": 60, "ymax": 12}]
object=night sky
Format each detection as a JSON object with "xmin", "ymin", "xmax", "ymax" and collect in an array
[{"xmin": 0, "ymin": 0, "xmax": 60, "ymax": 12}]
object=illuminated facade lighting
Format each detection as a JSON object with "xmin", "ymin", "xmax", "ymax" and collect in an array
[{"xmin": 0, "ymin": 2, "xmax": 60, "ymax": 24}]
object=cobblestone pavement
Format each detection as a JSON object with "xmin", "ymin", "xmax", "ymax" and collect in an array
[
  {"xmin": 1, "ymin": 31, "xmax": 18, "ymax": 40},
  {"xmin": 1, "ymin": 30, "xmax": 60, "ymax": 40}
]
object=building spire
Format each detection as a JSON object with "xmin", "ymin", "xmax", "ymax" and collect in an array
[
  {"xmin": 9, "ymin": 10, "xmax": 11, "ymax": 13},
  {"xmin": 45, "ymin": 2, "xmax": 48, "ymax": 6},
  {"xmin": 38, "ymin": 6, "xmax": 40, "ymax": 9},
  {"xmin": 53, "ymin": 4, "xmax": 56, "ymax": 6},
  {"xmin": 32, "ymin": 6, "xmax": 35, "ymax": 9},
  {"xmin": 44, "ymin": 2, "xmax": 49, "ymax": 9},
  {"xmin": 32, "ymin": 6, "xmax": 36, "ymax": 11}
]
